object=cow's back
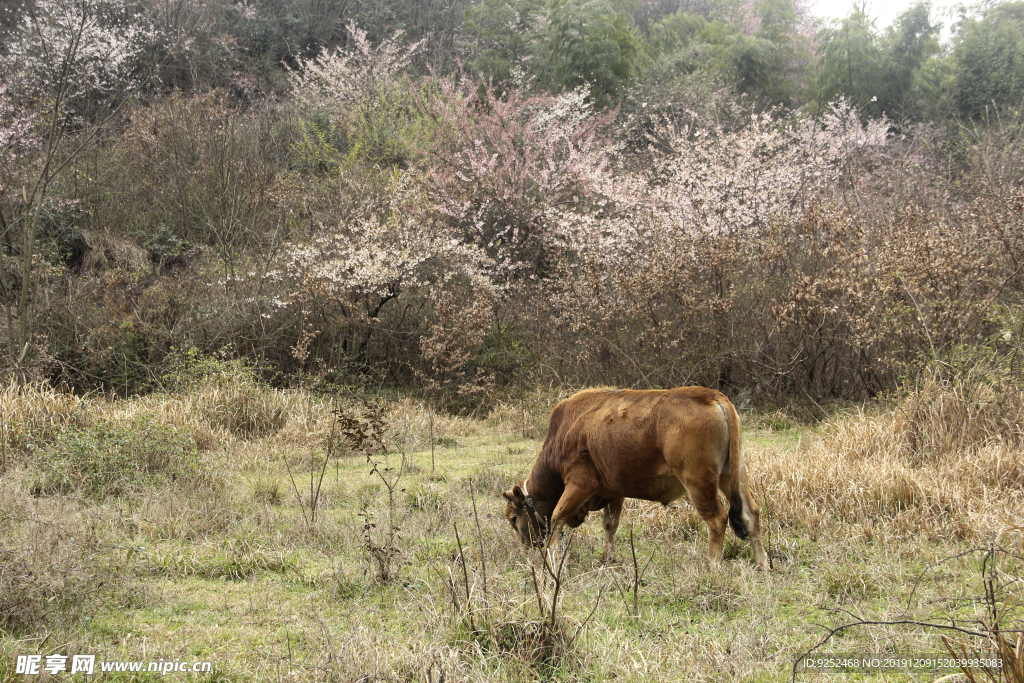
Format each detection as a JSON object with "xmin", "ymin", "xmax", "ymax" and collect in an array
[{"xmin": 548, "ymin": 387, "xmax": 729, "ymax": 501}]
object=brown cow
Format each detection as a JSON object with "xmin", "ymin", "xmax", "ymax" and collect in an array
[{"xmin": 503, "ymin": 387, "xmax": 769, "ymax": 570}]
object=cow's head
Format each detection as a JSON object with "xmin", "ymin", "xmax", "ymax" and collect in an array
[{"xmin": 503, "ymin": 484, "xmax": 546, "ymax": 548}]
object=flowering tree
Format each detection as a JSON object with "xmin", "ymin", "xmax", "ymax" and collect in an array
[
  {"xmin": 289, "ymin": 23, "xmax": 420, "ymax": 113},
  {"xmin": 420, "ymin": 77, "xmax": 614, "ymax": 278},
  {"xmin": 2, "ymin": 0, "xmax": 156, "ymax": 114},
  {"xmin": 276, "ymin": 172, "xmax": 496, "ymax": 390},
  {"xmin": 0, "ymin": 83, "xmax": 38, "ymax": 372},
  {"xmin": 0, "ymin": 83, "xmax": 35, "ymax": 202},
  {"xmin": 543, "ymin": 102, "xmax": 928, "ymax": 395},
  {"xmin": 0, "ymin": 0, "xmax": 158, "ymax": 378},
  {"xmin": 589, "ymin": 100, "xmax": 888, "ymax": 243},
  {"xmin": 288, "ymin": 23, "xmax": 424, "ymax": 169}
]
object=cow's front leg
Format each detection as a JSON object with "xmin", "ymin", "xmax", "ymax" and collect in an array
[
  {"xmin": 545, "ymin": 483, "xmax": 593, "ymax": 567},
  {"xmin": 600, "ymin": 497, "xmax": 625, "ymax": 564}
]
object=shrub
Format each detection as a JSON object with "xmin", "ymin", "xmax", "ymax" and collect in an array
[
  {"xmin": 30, "ymin": 415, "xmax": 212, "ymax": 498},
  {"xmin": 537, "ymin": 102, "xmax": 1010, "ymax": 400},
  {"xmin": 288, "ymin": 22, "xmax": 427, "ymax": 169},
  {"xmin": 420, "ymin": 76, "xmax": 613, "ymax": 278},
  {"xmin": 274, "ymin": 172, "xmax": 496, "ymax": 393}
]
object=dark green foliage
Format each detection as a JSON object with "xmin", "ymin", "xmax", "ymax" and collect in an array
[
  {"xmin": 747, "ymin": 0, "xmax": 811, "ymax": 107},
  {"xmin": 953, "ymin": 1, "xmax": 1024, "ymax": 119},
  {"xmin": 718, "ymin": 32, "xmax": 785, "ymax": 104},
  {"xmin": 814, "ymin": 9, "xmax": 886, "ymax": 118},
  {"xmin": 543, "ymin": 0, "xmax": 641, "ymax": 107},
  {"xmin": 464, "ymin": 0, "xmax": 641, "ymax": 106},
  {"xmin": 631, "ymin": 0, "xmax": 811, "ymax": 113},
  {"xmin": 463, "ymin": 0, "xmax": 547, "ymax": 90},
  {"xmin": 814, "ymin": 3, "xmax": 941, "ymax": 122},
  {"xmin": 646, "ymin": 10, "xmax": 708, "ymax": 63},
  {"xmin": 879, "ymin": 3, "xmax": 941, "ymax": 121}
]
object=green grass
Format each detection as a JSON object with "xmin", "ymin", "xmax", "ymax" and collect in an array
[{"xmin": 0, "ymin": 396, "xmax": 1018, "ymax": 682}]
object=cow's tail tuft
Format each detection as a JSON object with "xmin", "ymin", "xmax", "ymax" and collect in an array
[
  {"xmin": 724, "ymin": 400, "xmax": 750, "ymax": 540},
  {"xmin": 728, "ymin": 492, "xmax": 750, "ymax": 539}
]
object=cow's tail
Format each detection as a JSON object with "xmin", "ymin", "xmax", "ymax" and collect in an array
[{"xmin": 723, "ymin": 400, "xmax": 752, "ymax": 541}]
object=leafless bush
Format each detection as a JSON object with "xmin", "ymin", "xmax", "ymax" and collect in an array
[
  {"xmin": 335, "ymin": 398, "xmax": 409, "ymax": 584},
  {"xmin": 435, "ymin": 508, "xmax": 585, "ymax": 673},
  {"xmin": 941, "ymin": 534, "xmax": 1024, "ymax": 683},
  {"xmin": 333, "ymin": 397, "xmax": 388, "ymax": 458},
  {"xmin": 95, "ymin": 93, "xmax": 289, "ymax": 260},
  {"xmin": 607, "ymin": 527, "xmax": 655, "ymax": 617}
]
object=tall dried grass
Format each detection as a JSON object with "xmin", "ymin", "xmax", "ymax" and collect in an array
[
  {"xmin": 0, "ymin": 381, "xmax": 89, "ymax": 459},
  {"xmin": 0, "ymin": 378, "xmax": 327, "ymax": 459},
  {"xmin": 5, "ymin": 369, "xmax": 1021, "ymax": 545},
  {"xmin": 753, "ymin": 374, "xmax": 1024, "ymax": 540}
]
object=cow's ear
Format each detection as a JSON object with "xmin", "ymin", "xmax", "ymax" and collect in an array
[{"xmin": 503, "ymin": 486, "xmax": 525, "ymax": 504}]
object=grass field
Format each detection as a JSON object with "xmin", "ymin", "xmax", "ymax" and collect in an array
[{"xmin": 1, "ymin": 378, "xmax": 1022, "ymax": 682}]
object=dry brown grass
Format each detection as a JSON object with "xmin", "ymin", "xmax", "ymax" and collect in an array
[
  {"xmin": 753, "ymin": 375, "xmax": 1024, "ymax": 542},
  {"xmin": 0, "ymin": 381, "xmax": 88, "ymax": 463},
  {"xmin": 0, "ymin": 377, "xmax": 482, "ymax": 472}
]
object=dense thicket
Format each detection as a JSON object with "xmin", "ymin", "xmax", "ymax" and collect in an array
[{"xmin": 1, "ymin": 0, "xmax": 1022, "ymax": 406}]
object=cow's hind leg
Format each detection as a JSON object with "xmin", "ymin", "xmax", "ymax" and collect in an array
[
  {"xmin": 680, "ymin": 469, "xmax": 729, "ymax": 566},
  {"xmin": 600, "ymin": 498, "xmax": 625, "ymax": 564}
]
